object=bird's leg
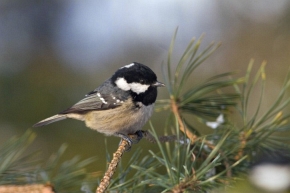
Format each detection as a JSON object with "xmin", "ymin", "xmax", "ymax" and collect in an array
[
  {"xmin": 114, "ymin": 130, "xmax": 144, "ymax": 151},
  {"xmin": 126, "ymin": 130, "xmax": 144, "ymax": 144},
  {"xmin": 114, "ymin": 132, "xmax": 133, "ymax": 151},
  {"xmin": 134, "ymin": 130, "xmax": 143, "ymax": 143}
]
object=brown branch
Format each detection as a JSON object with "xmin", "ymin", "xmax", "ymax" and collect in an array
[
  {"xmin": 234, "ymin": 132, "xmax": 246, "ymax": 160},
  {"xmin": 205, "ymin": 141, "xmax": 232, "ymax": 178},
  {"xmin": 170, "ymin": 97, "xmax": 233, "ymax": 177},
  {"xmin": 0, "ymin": 184, "xmax": 55, "ymax": 193},
  {"xmin": 96, "ymin": 131, "xmax": 189, "ymax": 193},
  {"xmin": 141, "ymin": 130, "xmax": 180, "ymax": 143},
  {"xmin": 96, "ymin": 139, "xmax": 129, "ymax": 193},
  {"xmin": 170, "ymin": 97, "xmax": 198, "ymax": 143}
]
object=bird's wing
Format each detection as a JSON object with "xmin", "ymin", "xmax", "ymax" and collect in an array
[{"xmin": 60, "ymin": 91, "xmax": 121, "ymax": 114}]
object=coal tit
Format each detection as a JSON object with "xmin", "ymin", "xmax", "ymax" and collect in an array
[{"xmin": 33, "ymin": 62, "xmax": 165, "ymax": 148}]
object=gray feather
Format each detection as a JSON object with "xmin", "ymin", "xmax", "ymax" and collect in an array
[
  {"xmin": 60, "ymin": 80, "xmax": 129, "ymax": 114},
  {"xmin": 33, "ymin": 114, "xmax": 67, "ymax": 127}
]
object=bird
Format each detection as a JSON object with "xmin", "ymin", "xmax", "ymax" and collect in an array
[{"xmin": 33, "ymin": 62, "xmax": 165, "ymax": 148}]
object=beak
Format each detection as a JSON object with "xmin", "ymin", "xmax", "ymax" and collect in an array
[{"xmin": 152, "ymin": 81, "xmax": 165, "ymax": 87}]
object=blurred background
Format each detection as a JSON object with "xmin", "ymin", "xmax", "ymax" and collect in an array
[{"xmin": 1, "ymin": 0, "xmax": 290, "ymax": 172}]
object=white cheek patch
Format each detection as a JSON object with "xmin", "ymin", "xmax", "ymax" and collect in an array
[
  {"xmin": 120, "ymin": 63, "xmax": 135, "ymax": 69},
  {"xmin": 115, "ymin": 77, "xmax": 150, "ymax": 94},
  {"xmin": 129, "ymin": 82, "xmax": 150, "ymax": 94},
  {"xmin": 115, "ymin": 77, "xmax": 130, "ymax": 91}
]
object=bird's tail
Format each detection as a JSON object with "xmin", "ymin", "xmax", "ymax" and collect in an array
[{"xmin": 33, "ymin": 114, "xmax": 67, "ymax": 127}]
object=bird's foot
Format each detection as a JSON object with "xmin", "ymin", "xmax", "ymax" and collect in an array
[
  {"xmin": 115, "ymin": 132, "xmax": 133, "ymax": 151},
  {"xmin": 114, "ymin": 130, "xmax": 144, "ymax": 151},
  {"xmin": 133, "ymin": 130, "xmax": 143, "ymax": 143}
]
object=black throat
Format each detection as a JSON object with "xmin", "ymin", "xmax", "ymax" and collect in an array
[{"xmin": 130, "ymin": 86, "xmax": 157, "ymax": 106}]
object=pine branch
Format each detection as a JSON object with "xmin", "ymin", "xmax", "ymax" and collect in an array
[
  {"xmin": 0, "ymin": 130, "xmax": 98, "ymax": 193},
  {"xmin": 96, "ymin": 139, "xmax": 129, "ymax": 193},
  {"xmin": 142, "ymin": 130, "xmax": 185, "ymax": 143},
  {"xmin": 0, "ymin": 184, "xmax": 55, "ymax": 193},
  {"xmin": 171, "ymin": 97, "xmax": 198, "ymax": 143},
  {"xmin": 96, "ymin": 131, "xmax": 189, "ymax": 193}
]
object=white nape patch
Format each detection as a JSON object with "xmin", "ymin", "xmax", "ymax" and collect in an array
[
  {"xmin": 129, "ymin": 82, "xmax": 150, "ymax": 94},
  {"xmin": 120, "ymin": 63, "xmax": 135, "ymax": 69},
  {"xmin": 115, "ymin": 77, "xmax": 130, "ymax": 91},
  {"xmin": 250, "ymin": 164, "xmax": 290, "ymax": 192},
  {"xmin": 97, "ymin": 92, "xmax": 107, "ymax": 104}
]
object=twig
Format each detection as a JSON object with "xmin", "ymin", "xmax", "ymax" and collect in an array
[
  {"xmin": 170, "ymin": 97, "xmax": 198, "ymax": 143},
  {"xmin": 0, "ymin": 183, "xmax": 55, "ymax": 193},
  {"xmin": 170, "ymin": 97, "xmax": 234, "ymax": 178},
  {"xmin": 205, "ymin": 141, "xmax": 232, "ymax": 178},
  {"xmin": 141, "ymin": 130, "xmax": 179, "ymax": 143},
  {"xmin": 96, "ymin": 131, "xmax": 189, "ymax": 193},
  {"xmin": 96, "ymin": 139, "xmax": 129, "ymax": 193},
  {"xmin": 234, "ymin": 132, "xmax": 246, "ymax": 160}
]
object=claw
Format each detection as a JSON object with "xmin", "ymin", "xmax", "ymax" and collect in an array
[{"xmin": 115, "ymin": 132, "xmax": 133, "ymax": 151}]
